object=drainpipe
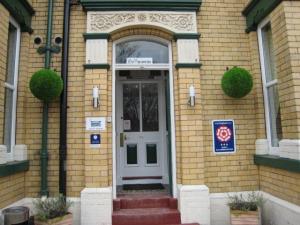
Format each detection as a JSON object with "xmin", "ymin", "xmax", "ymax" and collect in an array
[
  {"xmin": 59, "ymin": 0, "xmax": 71, "ymax": 197},
  {"xmin": 40, "ymin": 0, "xmax": 54, "ymax": 197}
]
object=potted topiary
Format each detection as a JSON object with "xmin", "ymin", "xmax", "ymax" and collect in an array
[
  {"xmin": 228, "ymin": 192, "xmax": 263, "ymax": 225},
  {"xmin": 221, "ymin": 66, "xmax": 253, "ymax": 98},
  {"xmin": 34, "ymin": 195, "xmax": 72, "ymax": 225}
]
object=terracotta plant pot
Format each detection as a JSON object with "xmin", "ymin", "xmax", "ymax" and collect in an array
[
  {"xmin": 35, "ymin": 213, "xmax": 72, "ymax": 225},
  {"xmin": 230, "ymin": 210, "xmax": 261, "ymax": 225}
]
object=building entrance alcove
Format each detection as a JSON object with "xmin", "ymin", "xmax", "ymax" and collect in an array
[{"xmin": 113, "ymin": 37, "xmax": 175, "ymax": 197}]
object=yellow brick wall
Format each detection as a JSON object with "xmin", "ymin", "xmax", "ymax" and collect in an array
[
  {"xmin": 0, "ymin": 173, "xmax": 26, "ymax": 209},
  {"xmin": 270, "ymin": 2, "xmax": 299, "ymax": 139},
  {"xmin": 259, "ymin": 166, "xmax": 300, "ymax": 205},
  {"xmin": 199, "ymin": 0, "xmax": 259, "ymax": 192},
  {"xmin": 176, "ymin": 68, "xmax": 204, "ymax": 184},
  {"xmin": 65, "ymin": 4, "xmax": 86, "ymax": 197},
  {"xmin": 84, "ymin": 69, "xmax": 111, "ymax": 188},
  {"xmin": 0, "ymin": 0, "xmax": 295, "ymax": 205},
  {"xmin": 251, "ymin": 1, "xmax": 300, "ymax": 206},
  {"xmin": 22, "ymin": 0, "xmax": 261, "ymax": 196},
  {"xmin": 0, "ymin": 3, "xmax": 27, "ymax": 208},
  {"xmin": 24, "ymin": 0, "xmax": 64, "ymax": 197}
]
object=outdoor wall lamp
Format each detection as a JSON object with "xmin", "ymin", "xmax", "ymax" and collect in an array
[
  {"xmin": 93, "ymin": 86, "xmax": 99, "ymax": 108},
  {"xmin": 189, "ymin": 85, "xmax": 195, "ymax": 107}
]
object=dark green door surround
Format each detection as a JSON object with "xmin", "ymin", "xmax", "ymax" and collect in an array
[
  {"xmin": 242, "ymin": 0, "xmax": 282, "ymax": 33},
  {"xmin": 79, "ymin": 0, "xmax": 202, "ymax": 11},
  {"xmin": 1, "ymin": 0, "xmax": 34, "ymax": 33}
]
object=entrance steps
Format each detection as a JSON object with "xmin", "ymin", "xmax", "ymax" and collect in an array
[{"xmin": 112, "ymin": 196, "xmax": 200, "ymax": 225}]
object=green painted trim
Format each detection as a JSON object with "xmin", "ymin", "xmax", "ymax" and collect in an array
[
  {"xmin": 83, "ymin": 33, "xmax": 110, "ymax": 40},
  {"xmin": 79, "ymin": 0, "xmax": 202, "ymax": 11},
  {"xmin": 0, "ymin": 160, "xmax": 29, "ymax": 177},
  {"xmin": 242, "ymin": 0, "xmax": 282, "ymax": 33},
  {"xmin": 84, "ymin": 64, "xmax": 110, "ymax": 69},
  {"xmin": 254, "ymin": 154, "xmax": 300, "ymax": 173},
  {"xmin": 174, "ymin": 33, "xmax": 201, "ymax": 40},
  {"xmin": 175, "ymin": 63, "xmax": 202, "ymax": 69},
  {"xmin": 1, "ymin": 0, "xmax": 35, "ymax": 33}
]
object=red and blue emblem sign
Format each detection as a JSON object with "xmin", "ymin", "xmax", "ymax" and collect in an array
[{"xmin": 212, "ymin": 120, "xmax": 236, "ymax": 154}]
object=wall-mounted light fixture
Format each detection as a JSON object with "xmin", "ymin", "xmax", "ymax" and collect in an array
[
  {"xmin": 189, "ymin": 85, "xmax": 195, "ymax": 107},
  {"xmin": 93, "ymin": 86, "xmax": 99, "ymax": 108}
]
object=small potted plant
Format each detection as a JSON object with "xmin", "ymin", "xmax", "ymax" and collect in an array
[
  {"xmin": 34, "ymin": 195, "xmax": 72, "ymax": 225},
  {"xmin": 228, "ymin": 192, "xmax": 263, "ymax": 225}
]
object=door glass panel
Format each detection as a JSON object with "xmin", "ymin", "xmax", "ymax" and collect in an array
[
  {"xmin": 123, "ymin": 84, "xmax": 140, "ymax": 132},
  {"xmin": 142, "ymin": 83, "xmax": 159, "ymax": 131},
  {"xmin": 146, "ymin": 144, "xmax": 157, "ymax": 164},
  {"xmin": 116, "ymin": 40, "xmax": 169, "ymax": 64},
  {"xmin": 127, "ymin": 144, "xmax": 138, "ymax": 165}
]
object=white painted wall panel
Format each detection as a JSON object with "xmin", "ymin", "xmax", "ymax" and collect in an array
[
  {"xmin": 86, "ymin": 39, "xmax": 107, "ymax": 64},
  {"xmin": 177, "ymin": 39, "xmax": 200, "ymax": 63}
]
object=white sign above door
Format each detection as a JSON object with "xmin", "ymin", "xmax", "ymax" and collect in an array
[{"xmin": 126, "ymin": 58, "xmax": 153, "ymax": 65}]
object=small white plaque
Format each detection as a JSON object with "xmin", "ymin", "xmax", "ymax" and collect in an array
[
  {"xmin": 86, "ymin": 117, "xmax": 106, "ymax": 131},
  {"xmin": 126, "ymin": 58, "xmax": 153, "ymax": 65},
  {"xmin": 123, "ymin": 120, "xmax": 131, "ymax": 130}
]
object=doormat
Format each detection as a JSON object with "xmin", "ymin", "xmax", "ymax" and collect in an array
[{"xmin": 123, "ymin": 183, "xmax": 164, "ymax": 191}]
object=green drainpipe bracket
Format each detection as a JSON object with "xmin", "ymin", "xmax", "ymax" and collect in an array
[{"xmin": 37, "ymin": 45, "xmax": 61, "ymax": 55}]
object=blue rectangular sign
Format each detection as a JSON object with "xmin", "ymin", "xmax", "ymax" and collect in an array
[
  {"xmin": 212, "ymin": 120, "xmax": 236, "ymax": 154},
  {"xmin": 90, "ymin": 134, "xmax": 101, "ymax": 145}
]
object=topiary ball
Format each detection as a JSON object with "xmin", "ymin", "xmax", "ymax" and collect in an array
[
  {"xmin": 221, "ymin": 67, "xmax": 253, "ymax": 98},
  {"xmin": 29, "ymin": 69, "xmax": 63, "ymax": 102}
]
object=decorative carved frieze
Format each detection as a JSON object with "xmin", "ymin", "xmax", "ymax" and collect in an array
[{"xmin": 87, "ymin": 11, "xmax": 197, "ymax": 33}]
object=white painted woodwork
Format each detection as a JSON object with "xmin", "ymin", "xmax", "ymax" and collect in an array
[{"xmin": 116, "ymin": 75, "xmax": 168, "ymax": 185}]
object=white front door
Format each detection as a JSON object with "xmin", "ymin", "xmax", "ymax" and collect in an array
[{"xmin": 116, "ymin": 77, "xmax": 166, "ymax": 185}]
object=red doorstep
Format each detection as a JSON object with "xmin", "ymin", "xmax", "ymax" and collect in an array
[{"xmin": 112, "ymin": 197, "xmax": 200, "ymax": 225}]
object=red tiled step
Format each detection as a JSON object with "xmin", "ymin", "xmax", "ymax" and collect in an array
[
  {"xmin": 113, "ymin": 197, "xmax": 178, "ymax": 211},
  {"xmin": 159, "ymin": 224, "xmax": 199, "ymax": 225},
  {"xmin": 112, "ymin": 208, "xmax": 181, "ymax": 225}
]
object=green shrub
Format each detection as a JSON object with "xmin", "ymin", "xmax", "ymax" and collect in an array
[
  {"xmin": 29, "ymin": 69, "xmax": 63, "ymax": 102},
  {"xmin": 34, "ymin": 195, "xmax": 72, "ymax": 221},
  {"xmin": 221, "ymin": 67, "xmax": 253, "ymax": 98},
  {"xmin": 228, "ymin": 192, "xmax": 264, "ymax": 211}
]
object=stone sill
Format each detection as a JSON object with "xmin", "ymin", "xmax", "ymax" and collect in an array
[
  {"xmin": 0, "ymin": 160, "xmax": 29, "ymax": 177},
  {"xmin": 254, "ymin": 154, "xmax": 300, "ymax": 173}
]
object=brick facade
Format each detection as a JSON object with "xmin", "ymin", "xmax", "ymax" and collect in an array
[{"xmin": 0, "ymin": 0, "xmax": 299, "ymax": 210}]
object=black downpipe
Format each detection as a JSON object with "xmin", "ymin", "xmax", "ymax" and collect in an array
[{"xmin": 59, "ymin": 0, "xmax": 71, "ymax": 196}]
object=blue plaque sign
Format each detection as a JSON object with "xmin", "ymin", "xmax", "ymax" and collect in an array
[
  {"xmin": 90, "ymin": 134, "xmax": 101, "ymax": 145},
  {"xmin": 212, "ymin": 120, "xmax": 236, "ymax": 154}
]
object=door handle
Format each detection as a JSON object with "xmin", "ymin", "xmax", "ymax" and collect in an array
[{"xmin": 120, "ymin": 133, "xmax": 127, "ymax": 147}]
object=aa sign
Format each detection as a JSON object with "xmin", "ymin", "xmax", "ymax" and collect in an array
[{"xmin": 212, "ymin": 120, "xmax": 236, "ymax": 154}]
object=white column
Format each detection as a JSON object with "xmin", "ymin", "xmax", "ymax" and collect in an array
[
  {"xmin": 177, "ymin": 185, "xmax": 211, "ymax": 225},
  {"xmin": 81, "ymin": 187, "xmax": 112, "ymax": 225}
]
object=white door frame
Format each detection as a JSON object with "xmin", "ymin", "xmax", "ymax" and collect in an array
[{"xmin": 112, "ymin": 35, "xmax": 177, "ymax": 198}]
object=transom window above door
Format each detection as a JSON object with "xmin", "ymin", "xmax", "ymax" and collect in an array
[{"xmin": 115, "ymin": 40, "xmax": 169, "ymax": 65}]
